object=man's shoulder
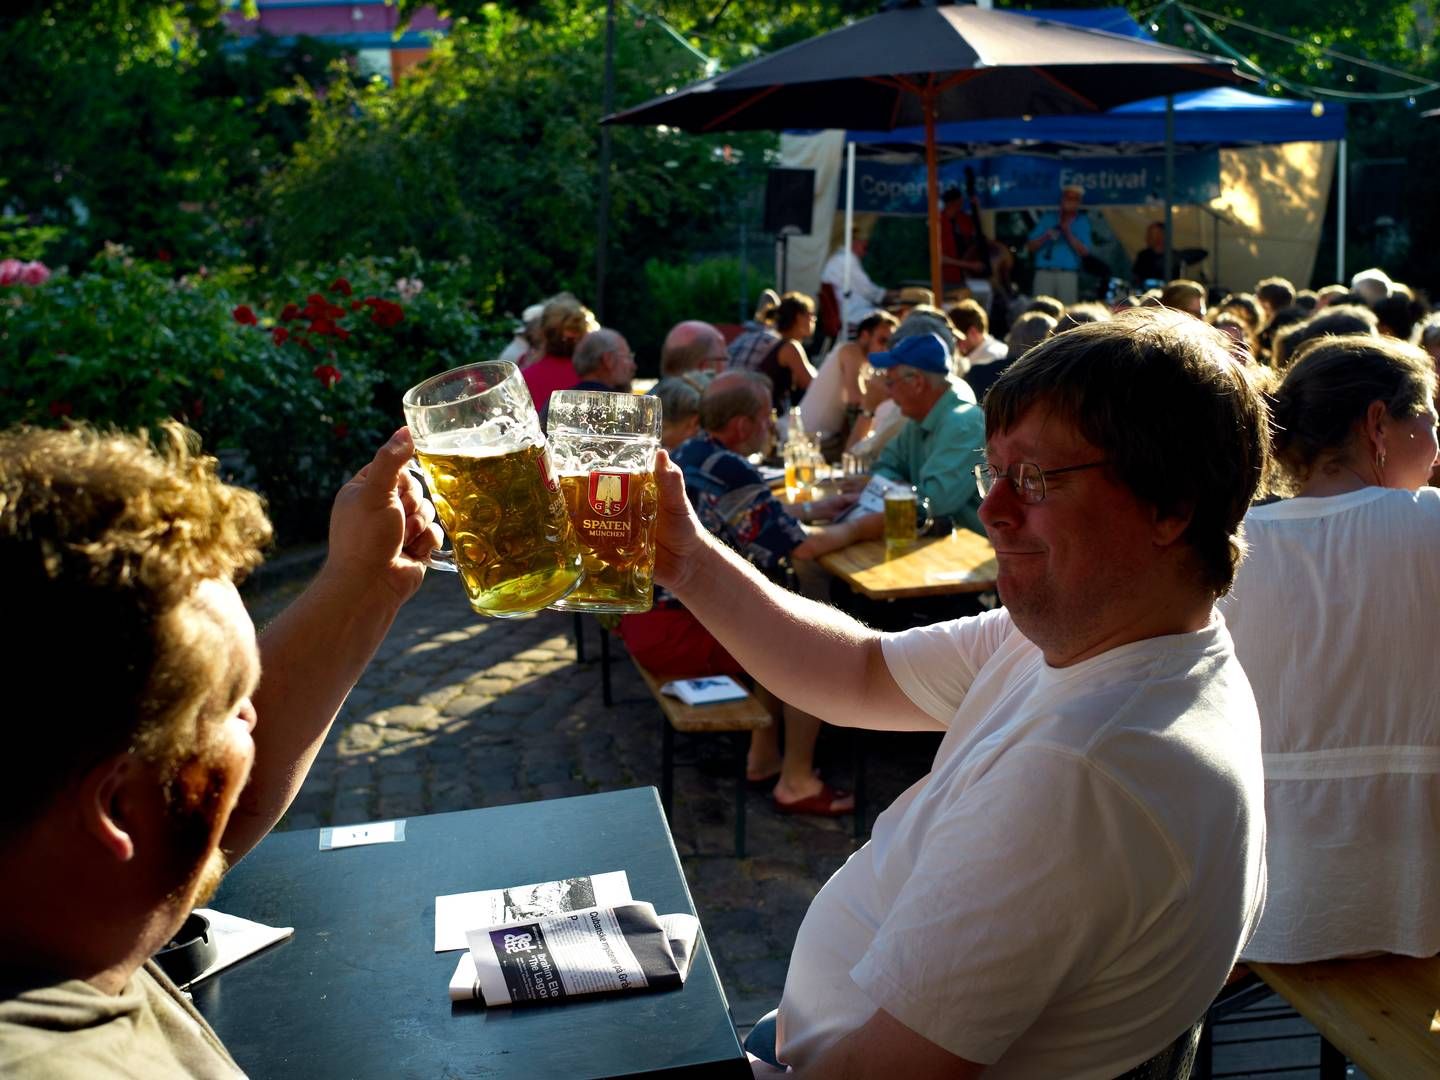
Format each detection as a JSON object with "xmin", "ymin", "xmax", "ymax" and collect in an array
[
  {"xmin": 0, "ymin": 966, "xmax": 234, "ymax": 1080},
  {"xmin": 674, "ymin": 436, "xmax": 761, "ymax": 491}
]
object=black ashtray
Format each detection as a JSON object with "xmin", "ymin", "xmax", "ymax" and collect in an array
[{"xmin": 154, "ymin": 911, "xmax": 219, "ymax": 987}]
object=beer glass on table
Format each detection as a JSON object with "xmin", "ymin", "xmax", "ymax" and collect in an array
[
  {"xmin": 883, "ymin": 487, "xmax": 931, "ymax": 558},
  {"xmin": 546, "ymin": 390, "xmax": 661, "ymax": 614},
  {"xmin": 402, "ymin": 361, "xmax": 583, "ymax": 617}
]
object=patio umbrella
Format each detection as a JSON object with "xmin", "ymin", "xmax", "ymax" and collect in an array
[{"xmin": 606, "ymin": 3, "xmax": 1248, "ymax": 300}]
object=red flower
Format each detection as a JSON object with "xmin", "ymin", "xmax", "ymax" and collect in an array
[
  {"xmin": 313, "ymin": 363, "xmax": 343, "ymax": 389},
  {"xmin": 329, "ymin": 277, "xmax": 353, "ymax": 297},
  {"xmin": 280, "ymin": 302, "xmax": 301, "ymax": 322},
  {"xmin": 156, "ymin": 249, "xmax": 172, "ymax": 263},
  {"xmin": 272, "ymin": 327, "xmax": 289, "ymax": 345},
  {"xmin": 232, "ymin": 304, "xmax": 258, "ymax": 325},
  {"xmin": 350, "ymin": 300, "xmax": 363, "ymax": 312},
  {"xmin": 48, "ymin": 400, "xmax": 73, "ymax": 418},
  {"xmin": 333, "ymin": 422, "xmax": 350, "ymax": 439},
  {"xmin": 190, "ymin": 398, "xmax": 205, "ymax": 419},
  {"xmin": 369, "ymin": 299, "xmax": 404, "ymax": 329},
  {"xmin": 309, "ymin": 317, "xmax": 338, "ymax": 337}
]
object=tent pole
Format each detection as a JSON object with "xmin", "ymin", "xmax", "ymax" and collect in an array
[
  {"xmin": 1164, "ymin": 94, "xmax": 1175, "ymax": 281},
  {"xmin": 1337, "ymin": 138, "xmax": 1348, "ymax": 283},
  {"xmin": 844, "ymin": 140, "xmax": 856, "ymax": 301},
  {"xmin": 925, "ymin": 92, "xmax": 942, "ymax": 302}
]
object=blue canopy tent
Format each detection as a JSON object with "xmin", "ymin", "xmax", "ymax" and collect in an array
[{"xmin": 848, "ymin": 86, "xmax": 1345, "ymax": 149}]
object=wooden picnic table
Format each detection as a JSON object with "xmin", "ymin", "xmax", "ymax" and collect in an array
[
  {"xmin": 1249, "ymin": 954, "xmax": 1440, "ymax": 1079},
  {"xmin": 819, "ymin": 528, "xmax": 997, "ymax": 601}
]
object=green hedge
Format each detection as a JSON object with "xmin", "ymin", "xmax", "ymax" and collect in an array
[{"xmin": 0, "ymin": 248, "xmax": 508, "ymax": 541}]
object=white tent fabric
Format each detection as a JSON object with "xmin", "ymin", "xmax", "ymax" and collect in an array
[{"xmin": 777, "ymin": 130, "xmax": 846, "ymax": 298}]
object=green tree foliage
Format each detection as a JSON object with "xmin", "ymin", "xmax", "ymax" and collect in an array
[
  {"xmin": 0, "ymin": 2, "xmax": 350, "ymax": 269},
  {"xmin": 262, "ymin": 2, "xmax": 778, "ymax": 351}
]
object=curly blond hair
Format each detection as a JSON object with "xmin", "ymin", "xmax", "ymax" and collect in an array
[{"xmin": 0, "ymin": 422, "xmax": 272, "ymax": 832}]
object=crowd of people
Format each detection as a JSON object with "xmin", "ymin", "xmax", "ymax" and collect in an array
[{"xmin": 1, "ymin": 238, "xmax": 1436, "ymax": 1077}]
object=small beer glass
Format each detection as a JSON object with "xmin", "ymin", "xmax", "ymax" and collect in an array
[
  {"xmin": 403, "ymin": 361, "xmax": 583, "ymax": 617},
  {"xmin": 546, "ymin": 390, "xmax": 662, "ymax": 613}
]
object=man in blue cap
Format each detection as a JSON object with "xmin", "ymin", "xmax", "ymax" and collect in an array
[{"xmin": 862, "ymin": 332, "xmax": 986, "ymax": 537}]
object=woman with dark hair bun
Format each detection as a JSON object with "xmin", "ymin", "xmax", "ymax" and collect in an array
[{"xmin": 1219, "ymin": 334, "xmax": 1440, "ymax": 964}]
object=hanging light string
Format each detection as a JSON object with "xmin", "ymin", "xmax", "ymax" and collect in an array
[{"xmin": 1142, "ymin": 0, "xmax": 1440, "ymax": 103}]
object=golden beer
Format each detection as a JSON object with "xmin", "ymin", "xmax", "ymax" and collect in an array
[
  {"xmin": 552, "ymin": 469, "xmax": 659, "ymax": 613},
  {"xmin": 884, "ymin": 491, "xmax": 918, "ymax": 557},
  {"xmin": 415, "ymin": 442, "xmax": 583, "ymax": 617}
]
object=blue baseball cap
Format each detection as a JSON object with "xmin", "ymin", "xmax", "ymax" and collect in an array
[{"xmin": 866, "ymin": 332, "xmax": 950, "ymax": 375}]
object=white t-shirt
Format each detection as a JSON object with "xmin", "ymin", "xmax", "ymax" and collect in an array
[
  {"xmin": 966, "ymin": 333, "xmax": 1008, "ymax": 366},
  {"xmin": 799, "ymin": 343, "xmax": 848, "ymax": 437},
  {"xmin": 777, "ymin": 608, "xmax": 1266, "ymax": 1077},
  {"xmin": 821, "ymin": 250, "xmax": 886, "ymax": 330},
  {"xmin": 1219, "ymin": 487, "xmax": 1440, "ymax": 963}
]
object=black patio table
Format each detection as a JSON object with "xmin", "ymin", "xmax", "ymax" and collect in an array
[{"xmin": 193, "ymin": 787, "xmax": 749, "ymax": 1079}]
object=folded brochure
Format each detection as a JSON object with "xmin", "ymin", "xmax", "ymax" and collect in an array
[
  {"xmin": 660, "ymin": 676, "xmax": 748, "ymax": 705},
  {"xmin": 448, "ymin": 903, "xmax": 700, "ymax": 1007}
]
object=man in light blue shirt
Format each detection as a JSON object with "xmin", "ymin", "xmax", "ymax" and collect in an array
[
  {"xmin": 867, "ymin": 334, "xmax": 986, "ymax": 536},
  {"xmin": 1026, "ymin": 183, "xmax": 1092, "ymax": 304}
]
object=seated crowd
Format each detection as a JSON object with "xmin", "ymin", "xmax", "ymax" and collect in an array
[{"xmin": 1, "ymin": 250, "xmax": 1436, "ymax": 1078}]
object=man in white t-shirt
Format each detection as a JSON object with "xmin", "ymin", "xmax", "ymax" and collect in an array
[{"xmin": 650, "ymin": 310, "xmax": 1269, "ymax": 1078}]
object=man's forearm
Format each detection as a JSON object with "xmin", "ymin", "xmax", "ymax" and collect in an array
[
  {"xmin": 669, "ymin": 535, "xmax": 934, "ymax": 732},
  {"xmin": 224, "ymin": 564, "xmax": 406, "ymax": 860}
]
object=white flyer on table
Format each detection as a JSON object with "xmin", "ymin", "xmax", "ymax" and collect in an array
[{"xmin": 434, "ymin": 870, "xmax": 631, "ymax": 952}]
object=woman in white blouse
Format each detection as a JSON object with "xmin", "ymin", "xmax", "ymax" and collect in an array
[{"xmin": 1220, "ymin": 334, "xmax": 1440, "ymax": 963}]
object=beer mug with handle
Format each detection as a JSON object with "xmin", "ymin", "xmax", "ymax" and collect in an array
[
  {"xmin": 546, "ymin": 389, "xmax": 662, "ymax": 613},
  {"xmin": 883, "ymin": 487, "xmax": 932, "ymax": 557},
  {"xmin": 403, "ymin": 361, "xmax": 583, "ymax": 617}
]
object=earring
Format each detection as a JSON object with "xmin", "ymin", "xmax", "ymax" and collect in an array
[{"xmin": 1376, "ymin": 451, "xmax": 1387, "ymax": 473}]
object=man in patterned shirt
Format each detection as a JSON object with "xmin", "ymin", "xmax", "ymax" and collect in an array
[{"xmin": 620, "ymin": 371, "xmax": 863, "ymax": 814}]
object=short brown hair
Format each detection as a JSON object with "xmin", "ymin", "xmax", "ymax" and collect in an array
[
  {"xmin": 700, "ymin": 371, "xmax": 772, "ymax": 432},
  {"xmin": 1272, "ymin": 304, "xmax": 1377, "ymax": 369},
  {"xmin": 0, "ymin": 423, "xmax": 271, "ymax": 833},
  {"xmin": 1160, "ymin": 279, "xmax": 1205, "ymax": 311},
  {"xmin": 1255, "ymin": 277, "xmax": 1295, "ymax": 312},
  {"xmin": 1269, "ymin": 335, "xmax": 1436, "ymax": 491},
  {"xmin": 947, "ymin": 299, "xmax": 987, "ymax": 337},
  {"xmin": 985, "ymin": 310, "xmax": 1269, "ymax": 597}
]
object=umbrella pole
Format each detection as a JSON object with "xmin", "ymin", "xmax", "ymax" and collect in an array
[{"xmin": 925, "ymin": 92, "xmax": 942, "ymax": 304}]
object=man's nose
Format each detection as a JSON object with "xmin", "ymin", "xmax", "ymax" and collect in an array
[{"xmin": 977, "ymin": 475, "xmax": 1021, "ymax": 532}]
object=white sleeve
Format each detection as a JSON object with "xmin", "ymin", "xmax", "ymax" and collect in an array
[
  {"xmin": 849, "ymin": 746, "xmax": 1180, "ymax": 1065},
  {"xmin": 880, "ymin": 607, "xmax": 1014, "ymax": 724}
]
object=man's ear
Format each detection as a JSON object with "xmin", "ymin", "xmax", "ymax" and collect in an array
[
  {"xmin": 78, "ymin": 754, "xmax": 139, "ymax": 863},
  {"xmin": 1152, "ymin": 502, "xmax": 1194, "ymax": 547}
]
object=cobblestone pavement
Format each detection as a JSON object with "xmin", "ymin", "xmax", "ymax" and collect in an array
[{"xmin": 245, "ymin": 571, "xmax": 938, "ymax": 1033}]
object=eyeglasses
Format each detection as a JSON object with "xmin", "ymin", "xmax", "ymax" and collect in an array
[
  {"xmin": 973, "ymin": 460, "xmax": 1110, "ymax": 504},
  {"xmin": 881, "ymin": 370, "xmax": 919, "ymax": 389}
]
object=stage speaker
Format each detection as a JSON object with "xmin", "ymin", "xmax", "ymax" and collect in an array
[{"xmin": 764, "ymin": 168, "xmax": 814, "ymax": 235}]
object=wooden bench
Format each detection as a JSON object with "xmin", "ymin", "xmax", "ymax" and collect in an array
[{"xmin": 630, "ymin": 659, "xmax": 773, "ymax": 858}]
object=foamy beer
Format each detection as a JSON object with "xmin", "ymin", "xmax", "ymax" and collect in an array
[
  {"xmin": 546, "ymin": 390, "xmax": 662, "ymax": 613},
  {"xmin": 883, "ymin": 487, "xmax": 931, "ymax": 557},
  {"xmin": 403, "ymin": 362, "xmax": 582, "ymax": 617}
]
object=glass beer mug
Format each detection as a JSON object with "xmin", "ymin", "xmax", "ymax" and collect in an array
[
  {"xmin": 545, "ymin": 389, "xmax": 662, "ymax": 614},
  {"xmin": 883, "ymin": 487, "xmax": 931, "ymax": 558},
  {"xmin": 402, "ymin": 361, "xmax": 583, "ymax": 617}
]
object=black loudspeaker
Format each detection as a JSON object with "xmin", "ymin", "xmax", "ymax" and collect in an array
[{"xmin": 764, "ymin": 168, "xmax": 814, "ymax": 235}]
